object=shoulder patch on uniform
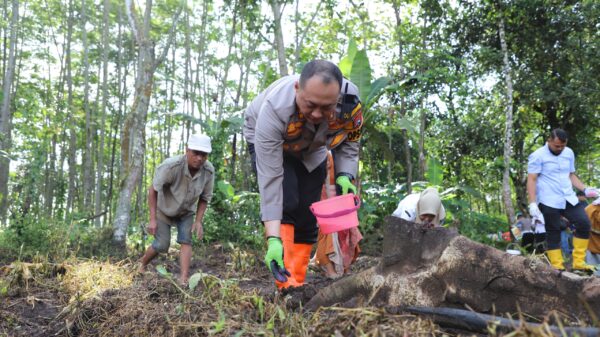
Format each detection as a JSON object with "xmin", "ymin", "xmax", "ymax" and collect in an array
[
  {"xmin": 346, "ymin": 128, "xmax": 362, "ymax": 142},
  {"xmin": 352, "ymin": 109, "xmax": 363, "ymax": 128},
  {"xmin": 329, "ymin": 133, "xmax": 346, "ymax": 148}
]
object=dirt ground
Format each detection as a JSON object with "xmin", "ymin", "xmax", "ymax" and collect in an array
[
  {"xmin": 3, "ymin": 241, "xmax": 594, "ymax": 337},
  {"xmin": 4, "ymin": 243, "xmax": 434, "ymax": 337}
]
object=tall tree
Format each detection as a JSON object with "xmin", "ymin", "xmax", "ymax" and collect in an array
[
  {"xmin": 113, "ymin": 0, "xmax": 181, "ymax": 247},
  {"xmin": 95, "ymin": 0, "xmax": 111, "ymax": 225},
  {"xmin": 498, "ymin": 8, "xmax": 515, "ymax": 224},
  {"xmin": 66, "ymin": 0, "xmax": 77, "ymax": 217},
  {"xmin": 270, "ymin": 0, "xmax": 287, "ymax": 76},
  {"xmin": 392, "ymin": 0, "xmax": 412, "ymax": 194},
  {"xmin": 216, "ymin": 0, "xmax": 239, "ymax": 122},
  {"xmin": 0, "ymin": 0, "xmax": 19, "ymax": 224},
  {"xmin": 81, "ymin": 0, "xmax": 94, "ymax": 211}
]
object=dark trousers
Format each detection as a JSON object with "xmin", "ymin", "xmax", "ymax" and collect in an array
[
  {"xmin": 539, "ymin": 202, "xmax": 590, "ymax": 250},
  {"xmin": 248, "ymin": 143, "xmax": 326, "ymax": 243},
  {"xmin": 521, "ymin": 232, "xmax": 547, "ymax": 253}
]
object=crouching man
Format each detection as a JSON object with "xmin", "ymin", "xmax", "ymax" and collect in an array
[{"xmin": 138, "ymin": 134, "xmax": 214, "ymax": 285}]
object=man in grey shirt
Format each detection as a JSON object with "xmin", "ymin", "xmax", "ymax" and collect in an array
[
  {"xmin": 138, "ymin": 134, "xmax": 214, "ymax": 285},
  {"xmin": 244, "ymin": 60, "xmax": 362, "ymax": 288}
]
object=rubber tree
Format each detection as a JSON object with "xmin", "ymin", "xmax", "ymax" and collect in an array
[
  {"xmin": 113, "ymin": 0, "xmax": 181, "ymax": 248},
  {"xmin": 269, "ymin": 0, "xmax": 288, "ymax": 76},
  {"xmin": 498, "ymin": 7, "xmax": 516, "ymax": 224},
  {"xmin": 0, "ymin": 0, "xmax": 19, "ymax": 224}
]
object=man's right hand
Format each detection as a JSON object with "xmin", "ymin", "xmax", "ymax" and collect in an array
[
  {"xmin": 528, "ymin": 202, "xmax": 544, "ymax": 222},
  {"xmin": 147, "ymin": 219, "xmax": 157, "ymax": 236}
]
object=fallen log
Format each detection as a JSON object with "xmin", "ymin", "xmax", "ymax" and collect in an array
[
  {"xmin": 305, "ymin": 217, "xmax": 600, "ymax": 323},
  {"xmin": 401, "ymin": 306, "xmax": 600, "ymax": 337}
]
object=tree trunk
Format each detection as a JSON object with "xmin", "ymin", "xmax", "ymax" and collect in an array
[
  {"xmin": 108, "ymin": 5, "xmax": 125, "ymax": 226},
  {"xmin": 418, "ymin": 101, "xmax": 426, "ymax": 180},
  {"xmin": 81, "ymin": 0, "xmax": 93, "ymax": 212},
  {"xmin": 216, "ymin": 0, "xmax": 238, "ymax": 123},
  {"xmin": 65, "ymin": 0, "xmax": 76, "ymax": 217},
  {"xmin": 392, "ymin": 0, "xmax": 412, "ymax": 194},
  {"xmin": 0, "ymin": 0, "xmax": 19, "ymax": 224},
  {"xmin": 166, "ymin": 46, "xmax": 175, "ymax": 157},
  {"xmin": 94, "ymin": 0, "xmax": 110, "ymax": 226},
  {"xmin": 293, "ymin": 0, "xmax": 321, "ymax": 69},
  {"xmin": 417, "ymin": 14, "xmax": 428, "ymax": 181},
  {"xmin": 306, "ymin": 217, "xmax": 600, "ymax": 323},
  {"xmin": 193, "ymin": 0, "xmax": 208, "ymax": 125},
  {"xmin": 270, "ymin": 1, "xmax": 287, "ymax": 76},
  {"xmin": 1, "ymin": 0, "xmax": 7, "ymax": 78},
  {"xmin": 499, "ymin": 15, "xmax": 515, "ymax": 224},
  {"xmin": 113, "ymin": 0, "xmax": 180, "ymax": 247}
]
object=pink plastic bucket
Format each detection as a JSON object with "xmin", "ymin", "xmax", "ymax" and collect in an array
[{"xmin": 310, "ymin": 194, "xmax": 361, "ymax": 234}]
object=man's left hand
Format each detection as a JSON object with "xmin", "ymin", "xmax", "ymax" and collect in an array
[
  {"xmin": 336, "ymin": 175, "xmax": 357, "ymax": 195},
  {"xmin": 584, "ymin": 187, "xmax": 599, "ymax": 198},
  {"xmin": 192, "ymin": 222, "xmax": 203, "ymax": 240}
]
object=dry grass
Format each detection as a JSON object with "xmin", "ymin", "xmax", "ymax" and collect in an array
[{"xmin": 61, "ymin": 259, "xmax": 135, "ymax": 302}]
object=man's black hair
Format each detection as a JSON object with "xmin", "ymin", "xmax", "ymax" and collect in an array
[
  {"xmin": 549, "ymin": 128, "xmax": 568, "ymax": 142},
  {"xmin": 299, "ymin": 60, "xmax": 343, "ymax": 90}
]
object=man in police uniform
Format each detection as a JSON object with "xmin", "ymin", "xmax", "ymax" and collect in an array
[
  {"xmin": 138, "ymin": 134, "xmax": 214, "ymax": 285},
  {"xmin": 527, "ymin": 128, "xmax": 598, "ymax": 273},
  {"xmin": 243, "ymin": 60, "xmax": 362, "ymax": 288}
]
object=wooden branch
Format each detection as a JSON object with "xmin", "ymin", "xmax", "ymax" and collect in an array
[
  {"xmin": 297, "ymin": 2, "xmax": 322, "ymax": 51},
  {"xmin": 257, "ymin": 28, "xmax": 275, "ymax": 48},
  {"xmin": 401, "ymin": 306, "xmax": 600, "ymax": 337},
  {"xmin": 154, "ymin": 3, "xmax": 184, "ymax": 69},
  {"xmin": 124, "ymin": 0, "xmax": 141, "ymax": 44},
  {"xmin": 81, "ymin": 210, "xmax": 108, "ymax": 221}
]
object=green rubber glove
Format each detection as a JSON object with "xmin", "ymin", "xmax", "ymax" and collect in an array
[
  {"xmin": 265, "ymin": 237, "xmax": 285, "ymax": 271},
  {"xmin": 336, "ymin": 175, "xmax": 357, "ymax": 195}
]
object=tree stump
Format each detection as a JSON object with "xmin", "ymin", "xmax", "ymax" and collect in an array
[{"xmin": 306, "ymin": 216, "xmax": 600, "ymax": 322}]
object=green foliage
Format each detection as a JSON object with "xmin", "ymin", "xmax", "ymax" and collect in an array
[
  {"xmin": 359, "ymin": 181, "xmax": 405, "ymax": 235},
  {"xmin": 0, "ymin": 216, "xmax": 71, "ymax": 261},
  {"xmin": 425, "ymin": 157, "xmax": 443, "ymax": 186},
  {"xmin": 0, "ymin": 214, "xmax": 119, "ymax": 262},
  {"xmin": 349, "ymin": 50, "xmax": 373, "ymax": 104},
  {"xmin": 339, "ymin": 38, "xmax": 357, "ymax": 76},
  {"xmin": 203, "ymin": 186, "xmax": 262, "ymax": 249},
  {"xmin": 3, "ymin": 0, "xmax": 600, "ymax": 261}
]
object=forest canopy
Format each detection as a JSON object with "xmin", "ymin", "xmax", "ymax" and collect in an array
[{"xmin": 0, "ymin": 0, "xmax": 598, "ymax": 259}]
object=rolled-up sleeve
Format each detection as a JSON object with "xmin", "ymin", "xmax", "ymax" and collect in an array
[{"xmin": 255, "ymin": 102, "xmax": 286, "ymax": 221}]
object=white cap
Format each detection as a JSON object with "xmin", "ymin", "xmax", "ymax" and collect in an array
[{"xmin": 187, "ymin": 134, "xmax": 212, "ymax": 153}]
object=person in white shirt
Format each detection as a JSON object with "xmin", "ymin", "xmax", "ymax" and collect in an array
[{"xmin": 527, "ymin": 128, "xmax": 598, "ymax": 273}]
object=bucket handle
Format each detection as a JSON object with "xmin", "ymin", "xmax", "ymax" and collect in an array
[{"xmin": 310, "ymin": 195, "xmax": 361, "ymax": 218}]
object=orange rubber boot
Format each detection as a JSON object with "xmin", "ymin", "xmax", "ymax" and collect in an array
[
  {"xmin": 275, "ymin": 224, "xmax": 300, "ymax": 289},
  {"xmin": 292, "ymin": 242, "xmax": 313, "ymax": 284}
]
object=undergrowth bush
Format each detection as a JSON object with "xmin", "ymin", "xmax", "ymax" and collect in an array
[
  {"xmin": 0, "ymin": 214, "xmax": 123, "ymax": 262},
  {"xmin": 0, "ymin": 215, "xmax": 71, "ymax": 261},
  {"xmin": 203, "ymin": 183, "xmax": 263, "ymax": 249}
]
